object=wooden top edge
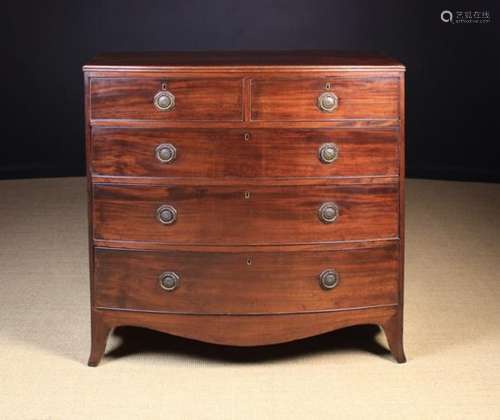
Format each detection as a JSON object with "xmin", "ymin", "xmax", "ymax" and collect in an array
[
  {"xmin": 93, "ymin": 238, "xmax": 400, "ymax": 253},
  {"xmin": 83, "ymin": 50, "xmax": 405, "ymax": 71}
]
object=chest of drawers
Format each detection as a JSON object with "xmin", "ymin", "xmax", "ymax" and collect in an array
[{"xmin": 84, "ymin": 51, "xmax": 406, "ymax": 366}]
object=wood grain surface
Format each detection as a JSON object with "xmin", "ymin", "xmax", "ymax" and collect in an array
[
  {"xmin": 84, "ymin": 50, "xmax": 405, "ymax": 71},
  {"xmin": 93, "ymin": 183, "xmax": 399, "ymax": 244},
  {"xmin": 94, "ymin": 244, "xmax": 399, "ymax": 314},
  {"xmin": 84, "ymin": 51, "xmax": 406, "ymax": 365},
  {"xmin": 90, "ymin": 77, "xmax": 243, "ymax": 121},
  {"xmin": 251, "ymin": 76, "xmax": 399, "ymax": 120},
  {"xmin": 91, "ymin": 128, "xmax": 399, "ymax": 178},
  {"xmin": 92, "ymin": 305, "xmax": 399, "ymax": 348}
]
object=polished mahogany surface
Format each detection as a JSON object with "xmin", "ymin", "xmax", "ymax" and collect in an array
[
  {"xmin": 91, "ymin": 128, "xmax": 399, "ymax": 178},
  {"xmin": 84, "ymin": 50, "xmax": 405, "ymax": 70},
  {"xmin": 84, "ymin": 51, "xmax": 406, "ymax": 366},
  {"xmin": 93, "ymin": 183, "xmax": 399, "ymax": 244},
  {"xmin": 94, "ymin": 244, "xmax": 399, "ymax": 314}
]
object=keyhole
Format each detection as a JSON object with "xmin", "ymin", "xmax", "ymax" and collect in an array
[
  {"xmin": 244, "ymin": 132, "xmax": 251, "ymax": 141},
  {"xmin": 244, "ymin": 191, "xmax": 251, "ymax": 199},
  {"xmin": 325, "ymin": 82, "xmax": 331, "ymax": 90},
  {"xmin": 161, "ymin": 81, "xmax": 168, "ymax": 90},
  {"xmin": 246, "ymin": 257, "xmax": 252, "ymax": 266}
]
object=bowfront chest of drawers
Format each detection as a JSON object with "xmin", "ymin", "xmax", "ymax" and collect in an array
[{"xmin": 83, "ymin": 51, "xmax": 406, "ymax": 366}]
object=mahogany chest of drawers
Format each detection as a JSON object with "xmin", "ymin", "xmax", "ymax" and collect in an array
[{"xmin": 83, "ymin": 51, "xmax": 406, "ymax": 366}]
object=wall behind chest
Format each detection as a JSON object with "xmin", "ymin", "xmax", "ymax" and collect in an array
[{"xmin": 2, "ymin": 0, "xmax": 499, "ymax": 181}]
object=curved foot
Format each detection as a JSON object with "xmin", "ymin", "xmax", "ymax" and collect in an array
[
  {"xmin": 381, "ymin": 312, "xmax": 406, "ymax": 363},
  {"xmin": 88, "ymin": 310, "xmax": 111, "ymax": 367}
]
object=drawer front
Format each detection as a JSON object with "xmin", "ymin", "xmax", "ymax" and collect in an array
[
  {"xmin": 93, "ymin": 184, "xmax": 398, "ymax": 244},
  {"xmin": 92, "ymin": 128, "xmax": 399, "ymax": 178},
  {"xmin": 90, "ymin": 78, "xmax": 243, "ymax": 121},
  {"xmin": 94, "ymin": 244, "xmax": 399, "ymax": 314},
  {"xmin": 251, "ymin": 76, "xmax": 399, "ymax": 121}
]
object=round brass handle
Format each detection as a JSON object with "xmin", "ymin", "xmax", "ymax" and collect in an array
[
  {"xmin": 319, "ymin": 269, "xmax": 339, "ymax": 290},
  {"xmin": 156, "ymin": 204, "xmax": 177, "ymax": 225},
  {"xmin": 159, "ymin": 271, "xmax": 179, "ymax": 291},
  {"xmin": 156, "ymin": 144, "xmax": 177, "ymax": 164},
  {"xmin": 153, "ymin": 90, "xmax": 175, "ymax": 111},
  {"xmin": 318, "ymin": 202, "xmax": 339, "ymax": 224},
  {"xmin": 318, "ymin": 143, "xmax": 339, "ymax": 164},
  {"xmin": 317, "ymin": 92, "xmax": 338, "ymax": 112}
]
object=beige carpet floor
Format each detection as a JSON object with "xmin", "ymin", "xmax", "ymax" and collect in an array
[{"xmin": 0, "ymin": 177, "xmax": 499, "ymax": 420}]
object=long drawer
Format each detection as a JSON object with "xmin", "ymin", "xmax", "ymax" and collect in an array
[
  {"xmin": 91, "ymin": 128, "xmax": 399, "ymax": 178},
  {"xmin": 93, "ymin": 183, "xmax": 399, "ymax": 244},
  {"xmin": 94, "ymin": 244, "xmax": 399, "ymax": 314}
]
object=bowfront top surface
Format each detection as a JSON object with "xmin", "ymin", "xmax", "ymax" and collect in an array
[{"xmin": 83, "ymin": 50, "xmax": 405, "ymax": 71}]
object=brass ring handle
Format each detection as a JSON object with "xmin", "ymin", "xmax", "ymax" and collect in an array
[
  {"xmin": 317, "ymin": 92, "xmax": 338, "ymax": 112},
  {"xmin": 318, "ymin": 143, "xmax": 339, "ymax": 164},
  {"xmin": 153, "ymin": 90, "xmax": 175, "ymax": 111},
  {"xmin": 155, "ymin": 144, "xmax": 177, "ymax": 164},
  {"xmin": 318, "ymin": 202, "xmax": 339, "ymax": 224},
  {"xmin": 319, "ymin": 269, "xmax": 339, "ymax": 290},
  {"xmin": 159, "ymin": 271, "xmax": 180, "ymax": 291},
  {"xmin": 156, "ymin": 204, "xmax": 177, "ymax": 225}
]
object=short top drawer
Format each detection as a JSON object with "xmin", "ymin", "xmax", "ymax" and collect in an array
[
  {"xmin": 90, "ymin": 78, "xmax": 243, "ymax": 121},
  {"xmin": 251, "ymin": 75, "xmax": 399, "ymax": 121}
]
